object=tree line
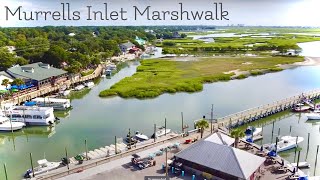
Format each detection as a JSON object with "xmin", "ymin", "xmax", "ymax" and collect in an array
[{"xmin": 0, "ymin": 26, "xmax": 156, "ymax": 72}]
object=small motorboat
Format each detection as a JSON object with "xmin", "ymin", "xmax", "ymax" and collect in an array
[
  {"xmin": 23, "ymin": 159, "xmax": 61, "ymax": 178},
  {"xmin": 74, "ymin": 84, "xmax": 85, "ymax": 91},
  {"xmin": 292, "ymin": 103, "xmax": 311, "ymax": 112},
  {"xmin": 306, "ymin": 113, "xmax": 320, "ymax": 120},
  {"xmin": 245, "ymin": 126, "xmax": 262, "ymax": 137},
  {"xmin": 265, "ymin": 136, "xmax": 304, "ymax": 152},
  {"xmin": 84, "ymin": 81, "xmax": 94, "ymax": 88},
  {"xmin": 0, "ymin": 114, "xmax": 25, "ymax": 131},
  {"xmin": 135, "ymin": 131, "xmax": 149, "ymax": 141},
  {"xmin": 290, "ymin": 162, "xmax": 310, "ymax": 168},
  {"xmin": 151, "ymin": 127, "xmax": 171, "ymax": 139},
  {"xmin": 63, "ymin": 90, "xmax": 71, "ymax": 96}
]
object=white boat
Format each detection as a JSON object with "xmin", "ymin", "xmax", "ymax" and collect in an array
[
  {"xmin": 30, "ymin": 97, "xmax": 71, "ymax": 111},
  {"xmin": 24, "ymin": 159, "xmax": 60, "ymax": 178},
  {"xmin": 75, "ymin": 84, "xmax": 85, "ymax": 91},
  {"xmin": 62, "ymin": 90, "xmax": 71, "ymax": 96},
  {"xmin": 290, "ymin": 162, "xmax": 310, "ymax": 168},
  {"xmin": 134, "ymin": 131, "xmax": 149, "ymax": 141},
  {"xmin": 4, "ymin": 106, "xmax": 56, "ymax": 126},
  {"xmin": 107, "ymin": 64, "xmax": 117, "ymax": 70},
  {"xmin": 307, "ymin": 113, "xmax": 320, "ymax": 120},
  {"xmin": 0, "ymin": 114, "xmax": 25, "ymax": 131},
  {"xmin": 84, "ymin": 81, "xmax": 94, "ymax": 88},
  {"xmin": 151, "ymin": 127, "xmax": 171, "ymax": 139},
  {"xmin": 245, "ymin": 126, "xmax": 262, "ymax": 137},
  {"xmin": 265, "ymin": 136, "xmax": 304, "ymax": 152}
]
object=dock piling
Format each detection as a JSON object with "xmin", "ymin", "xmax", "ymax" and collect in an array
[
  {"xmin": 154, "ymin": 124, "xmax": 156, "ymax": 142},
  {"xmin": 210, "ymin": 104, "xmax": 213, "ymax": 133},
  {"xmin": 296, "ymin": 151, "xmax": 301, "ymax": 172},
  {"xmin": 29, "ymin": 153, "xmax": 35, "ymax": 177},
  {"xmin": 165, "ymin": 118, "xmax": 167, "ymax": 136},
  {"xmin": 278, "ymin": 128, "xmax": 281, "ymax": 137},
  {"xmin": 85, "ymin": 139, "xmax": 88, "ymax": 160},
  {"xmin": 115, "ymin": 136, "xmax": 117, "ymax": 154},
  {"xmin": 271, "ymin": 121, "xmax": 275, "ymax": 143},
  {"xmin": 3, "ymin": 163, "xmax": 8, "ymax": 180},
  {"xmin": 314, "ymin": 145, "xmax": 319, "ymax": 176},
  {"xmin": 65, "ymin": 147, "xmax": 69, "ymax": 171},
  {"xmin": 289, "ymin": 126, "xmax": 292, "ymax": 134},
  {"xmin": 181, "ymin": 112, "xmax": 184, "ymax": 133}
]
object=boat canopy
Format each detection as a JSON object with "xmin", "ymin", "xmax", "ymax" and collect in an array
[
  {"xmin": 24, "ymin": 101, "xmax": 37, "ymax": 106},
  {"xmin": 37, "ymin": 159, "xmax": 48, "ymax": 165}
]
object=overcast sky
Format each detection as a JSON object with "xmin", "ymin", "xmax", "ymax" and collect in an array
[{"xmin": 0, "ymin": 0, "xmax": 319, "ymax": 27}]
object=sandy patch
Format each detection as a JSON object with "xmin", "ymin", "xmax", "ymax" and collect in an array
[
  {"xmin": 224, "ymin": 69, "xmax": 250, "ymax": 77},
  {"xmin": 242, "ymin": 62, "xmax": 253, "ymax": 65},
  {"xmin": 277, "ymin": 57, "xmax": 320, "ymax": 69}
]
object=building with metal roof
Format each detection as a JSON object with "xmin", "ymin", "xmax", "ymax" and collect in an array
[
  {"xmin": 6, "ymin": 62, "xmax": 68, "ymax": 88},
  {"xmin": 119, "ymin": 42, "xmax": 136, "ymax": 53},
  {"xmin": 174, "ymin": 133, "xmax": 265, "ymax": 180}
]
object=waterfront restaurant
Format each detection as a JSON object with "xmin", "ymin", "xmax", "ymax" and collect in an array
[
  {"xmin": 6, "ymin": 62, "xmax": 68, "ymax": 89},
  {"xmin": 174, "ymin": 133, "xmax": 265, "ymax": 180}
]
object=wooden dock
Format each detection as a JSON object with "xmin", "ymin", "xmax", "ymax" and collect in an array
[
  {"xmin": 216, "ymin": 89, "xmax": 320, "ymax": 128},
  {"xmin": 0, "ymin": 64, "xmax": 105, "ymax": 106},
  {"xmin": 194, "ymin": 89, "xmax": 320, "ymax": 130}
]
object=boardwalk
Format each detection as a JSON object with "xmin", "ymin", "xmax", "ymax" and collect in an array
[
  {"xmin": 0, "ymin": 64, "xmax": 105, "ymax": 105},
  {"xmin": 194, "ymin": 89, "xmax": 320, "ymax": 130}
]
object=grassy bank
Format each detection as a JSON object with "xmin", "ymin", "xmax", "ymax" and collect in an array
[{"xmin": 99, "ymin": 56, "xmax": 303, "ymax": 99}]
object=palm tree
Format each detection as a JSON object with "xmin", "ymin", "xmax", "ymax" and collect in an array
[
  {"xmin": 196, "ymin": 119, "xmax": 209, "ymax": 138},
  {"xmin": 230, "ymin": 129, "xmax": 245, "ymax": 148},
  {"xmin": 11, "ymin": 78, "xmax": 24, "ymax": 86},
  {"xmin": 1, "ymin": 79, "xmax": 10, "ymax": 89}
]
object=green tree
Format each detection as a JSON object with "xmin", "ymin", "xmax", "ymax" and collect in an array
[
  {"xmin": 42, "ymin": 45, "xmax": 67, "ymax": 67},
  {"xmin": 0, "ymin": 48, "xmax": 16, "ymax": 69},
  {"xmin": 1, "ymin": 79, "xmax": 10, "ymax": 89},
  {"xmin": 196, "ymin": 119, "xmax": 209, "ymax": 138},
  {"xmin": 11, "ymin": 78, "xmax": 25, "ymax": 86},
  {"xmin": 230, "ymin": 129, "xmax": 245, "ymax": 148}
]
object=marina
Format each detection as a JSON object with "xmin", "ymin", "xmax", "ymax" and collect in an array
[{"xmin": 0, "ymin": 42, "xmax": 319, "ymax": 179}]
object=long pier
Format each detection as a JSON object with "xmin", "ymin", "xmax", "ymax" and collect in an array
[
  {"xmin": 0, "ymin": 64, "xmax": 105, "ymax": 105},
  {"xmin": 215, "ymin": 89, "xmax": 320, "ymax": 128}
]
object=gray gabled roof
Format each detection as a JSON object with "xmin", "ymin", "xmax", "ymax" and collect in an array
[
  {"xmin": 120, "ymin": 42, "xmax": 135, "ymax": 49},
  {"xmin": 7, "ymin": 62, "xmax": 67, "ymax": 81},
  {"xmin": 175, "ymin": 139, "xmax": 265, "ymax": 179}
]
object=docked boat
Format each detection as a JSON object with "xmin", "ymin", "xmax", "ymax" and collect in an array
[
  {"xmin": 292, "ymin": 103, "xmax": 311, "ymax": 112},
  {"xmin": 290, "ymin": 162, "xmax": 310, "ymax": 168},
  {"xmin": 107, "ymin": 64, "xmax": 117, "ymax": 70},
  {"xmin": 151, "ymin": 127, "xmax": 171, "ymax": 139},
  {"xmin": 61, "ymin": 90, "xmax": 71, "ymax": 96},
  {"xmin": 245, "ymin": 126, "xmax": 262, "ymax": 137},
  {"xmin": 75, "ymin": 84, "xmax": 85, "ymax": 91},
  {"xmin": 28, "ymin": 97, "xmax": 71, "ymax": 111},
  {"xmin": 84, "ymin": 81, "xmax": 94, "ymax": 88},
  {"xmin": 134, "ymin": 131, "xmax": 149, "ymax": 141},
  {"xmin": 307, "ymin": 113, "xmax": 320, "ymax": 120},
  {"xmin": 23, "ymin": 159, "xmax": 61, "ymax": 178},
  {"xmin": 0, "ymin": 114, "xmax": 25, "ymax": 131},
  {"xmin": 265, "ymin": 136, "xmax": 304, "ymax": 152},
  {"xmin": 4, "ymin": 106, "xmax": 56, "ymax": 126}
]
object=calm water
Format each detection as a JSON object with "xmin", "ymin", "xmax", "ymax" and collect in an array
[{"xmin": 1, "ymin": 42, "xmax": 320, "ymax": 179}]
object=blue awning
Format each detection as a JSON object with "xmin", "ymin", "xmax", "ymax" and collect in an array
[{"xmin": 24, "ymin": 101, "xmax": 37, "ymax": 106}]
